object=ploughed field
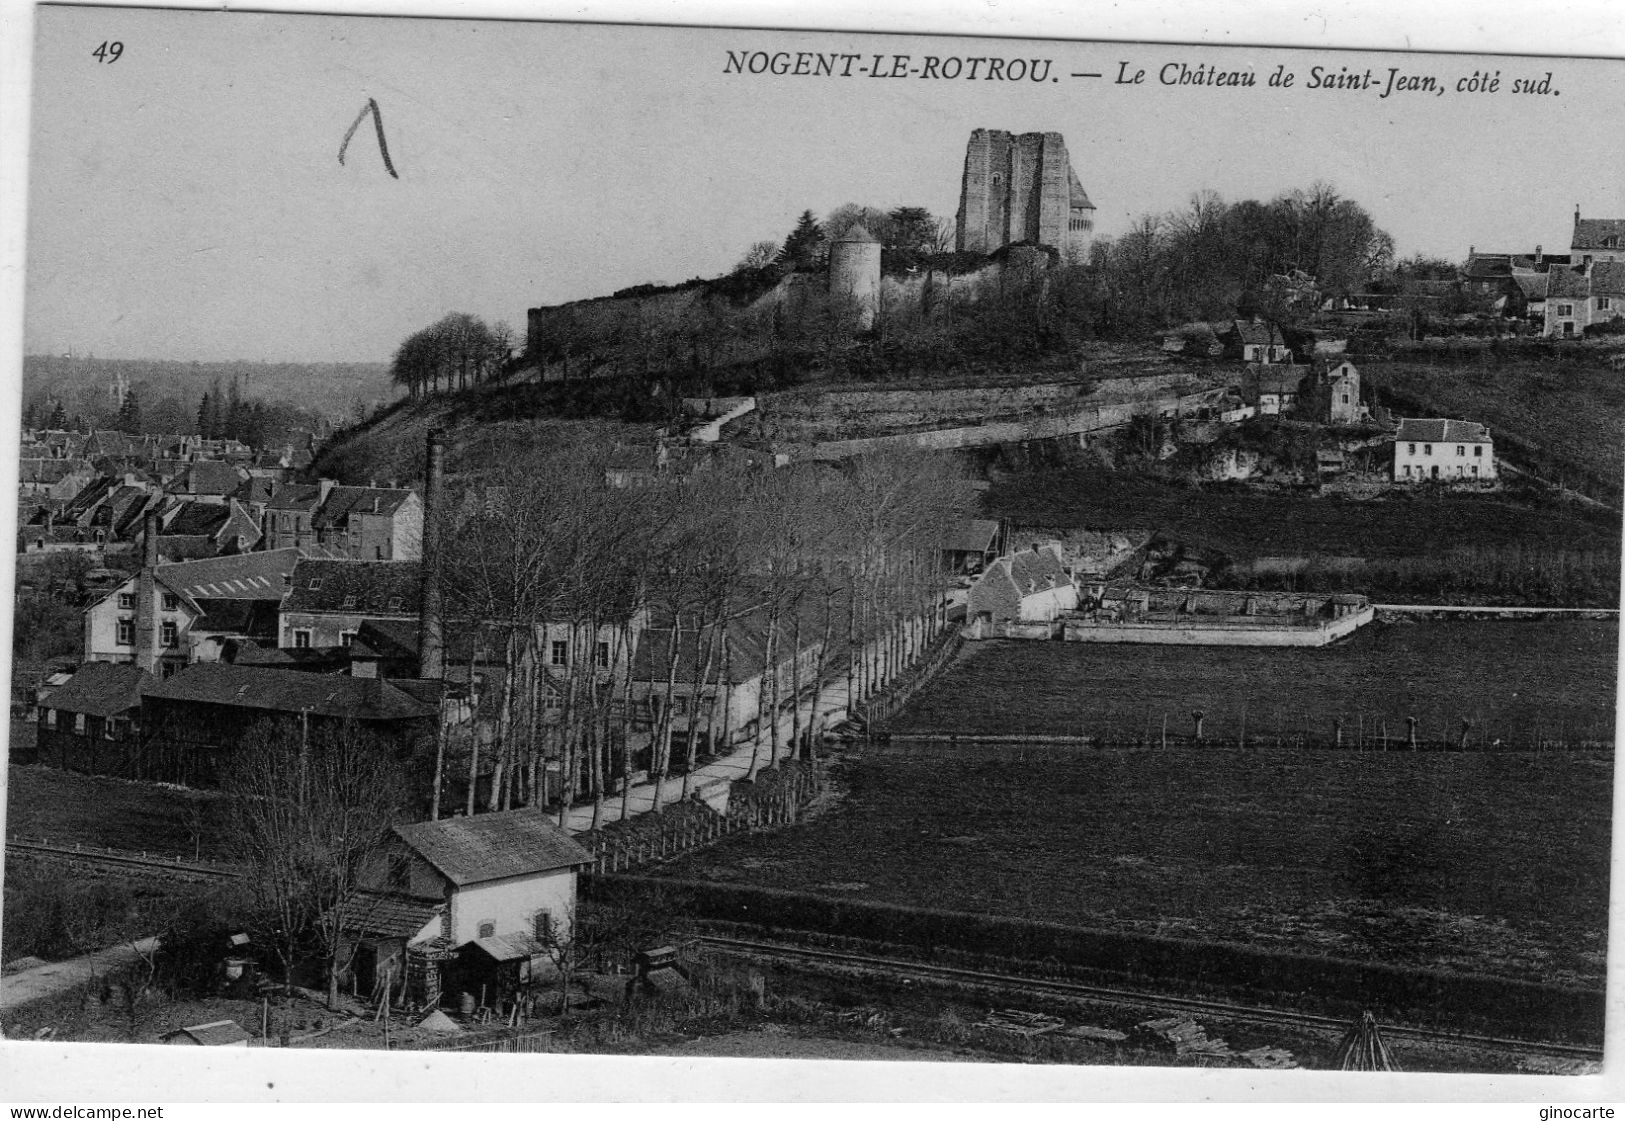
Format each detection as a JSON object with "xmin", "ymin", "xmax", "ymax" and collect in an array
[
  {"xmin": 895, "ymin": 620, "xmax": 1618, "ymax": 748},
  {"xmin": 662, "ymin": 749, "xmax": 1611, "ymax": 987},
  {"xmin": 661, "ymin": 621, "xmax": 1614, "ymax": 986}
]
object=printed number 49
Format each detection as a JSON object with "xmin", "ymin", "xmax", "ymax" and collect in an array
[{"xmin": 92, "ymin": 41, "xmax": 122, "ymax": 63}]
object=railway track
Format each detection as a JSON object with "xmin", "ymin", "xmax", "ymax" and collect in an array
[
  {"xmin": 698, "ymin": 933, "xmax": 1604, "ymax": 1062},
  {"xmin": 4, "ymin": 838, "xmax": 242, "ymax": 880}
]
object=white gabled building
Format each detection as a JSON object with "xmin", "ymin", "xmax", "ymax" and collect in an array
[
  {"xmin": 1392, "ymin": 419, "xmax": 1496, "ymax": 483},
  {"xmin": 967, "ymin": 543, "xmax": 1078, "ymax": 625}
]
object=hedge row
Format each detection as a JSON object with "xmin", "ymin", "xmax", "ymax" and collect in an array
[{"xmin": 588, "ymin": 874, "xmax": 1603, "ymax": 1044}]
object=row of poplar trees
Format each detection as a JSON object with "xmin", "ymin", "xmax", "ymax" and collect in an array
[{"xmin": 431, "ymin": 433, "xmax": 971, "ymax": 831}]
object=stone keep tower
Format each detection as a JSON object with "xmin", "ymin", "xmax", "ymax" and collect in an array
[
  {"xmin": 828, "ymin": 225, "xmax": 882, "ymax": 330},
  {"xmin": 955, "ymin": 129, "xmax": 1095, "ymax": 259}
]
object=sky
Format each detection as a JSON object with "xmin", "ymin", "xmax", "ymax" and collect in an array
[{"xmin": 17, "ymin": 7, "xmax": 1625, "ymax": 364}]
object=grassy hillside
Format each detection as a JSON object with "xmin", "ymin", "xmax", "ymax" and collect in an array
[{"xmin": 1363, "ymin": 353, "xmax": 1625, "ymax": 502}]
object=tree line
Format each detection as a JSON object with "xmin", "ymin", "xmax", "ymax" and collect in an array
[{"xmin": 389, "ymin": 313, "xmax": 515, "ymax": 398}]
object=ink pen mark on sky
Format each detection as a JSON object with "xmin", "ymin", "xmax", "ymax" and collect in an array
[{"xmin": 339, "ymin": 98, "xmax": 399, "ymax": 179}]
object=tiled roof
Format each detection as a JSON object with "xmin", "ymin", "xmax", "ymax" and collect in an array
[
  {"xmin": 1512, "ymin": 271, "xmax": 1549, "ymax": 299},
  {"xmin": 468, "ymin": 933, "xmax": 548, "ymax": 962},
  {"xmin": 283, "ymin": 560, "xmax": 421, "ymax": 616},
  {"xmin": 266, "ymin": 483, "xmax": 324, "ymax": 512},
  {"xmin": 1001, "ymin": 544, "xmax": 1072, "ymax": 597},
  {"xmin": 313, "ymin": 487, "xmax": 416, "ymax": 530},
  {"xmin": 145, "ymin": 662, "xmax": 434, "ymax": 721},
  {"xmin": 1548, "ymin": 267, "xmax": 1590, "ymax": 298},
  {"xmin": 1230, "ymin": 320, "xmax": 1283, "ymax": 347},
  {"xmin": 1067, "ymin": 165, "xmax": 1094, "ymax": 210},
  {"xmin": 1573, "ymin": 217, "xmax": 1625, "ymax": 250},
  {"xmin": 154, "ymin": 548, "xmax": 308, "ymax": 606},
  {"xmin": 343, "ymin": 891, "xmax": 444, "ymax": 939},
  {"xmin": 164, "ymin": 502, "xmax": 233, "ymax": 538},
  {"xmin": 393, "ymin": 808, "xmax": 591, "ymax": 886},
  {"xmin": 1592, "ymin": 260, "xmax": 1625, "ymax": 297},
  {"xmin": 155, "ymin": 536, "xmax": 219, "ymax": 562},
  {"xmin": 43, "ymin": 662, "xmax": 153, "ymax": 718},
  {"xmin": 179, "ymin": 460, "xmax": 246, "ymax": 496},
  {"xmin": 191, "ymin": 599, "xmax": 281, "ymax": 637},
  {"xmin": 942, "ymin": 518, "xmax": 1000, "ymax": 554},
  {"xmin": 1394, "ymin": 418, "xmax": 1492, "ymax": 443}
]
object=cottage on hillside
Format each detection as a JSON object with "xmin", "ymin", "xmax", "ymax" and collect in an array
[
  {"xmin": 1544, "ymin": 262, "xmax": 1625, "ymax": 338},
  {"xmin": 1392, "ymin": 419, "xmax": 1496, "ymax": 483},
  {"xmin": 967, "ymin": 543, "xmax": 1078, "ymax": 625}
]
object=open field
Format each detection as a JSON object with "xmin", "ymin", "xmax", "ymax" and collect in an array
[
  {"xmin": 892, "ymin": 621, "xmax": 1618, "ymax": 747},
  {"xmin": 4, "ymin": 765, "xmax": 224, "ymax": 858},
  {"xmin": 1365, "ymin": 355, "xmax": 1625, "ymax": 502},
  {"xmin": 658, "ymin": 747, "xmax": 1611, "ymax": 989},
  {"xmin": 987, "ymin": 467, "xmax": 1620, "ymax": 563}
]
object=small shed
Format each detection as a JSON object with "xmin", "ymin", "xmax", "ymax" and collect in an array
[{"xmin": 164, "ymin": 1019, "xmax": 252, "ymax": 1046}]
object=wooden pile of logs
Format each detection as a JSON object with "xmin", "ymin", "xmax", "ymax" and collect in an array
[{"xmin": 979, "ymin": 1008, "xmax": 1066, "ymax": 1037}]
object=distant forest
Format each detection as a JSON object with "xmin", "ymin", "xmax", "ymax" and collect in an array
[{"xmin": 21, "ymin": 355, "xmax": 398, "ymax": 446}]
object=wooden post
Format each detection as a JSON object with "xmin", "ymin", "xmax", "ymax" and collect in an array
[
  {"xmin": 1333, "ymin": 718, "xmax": 1343, "ymax": 750},
  {"xmin": 1406, "ymin": 716, "xmax": 1418, "ymax": 751},
  {"xmin": 1192, "ymin": 710, "xmax": 1205, "ymax": 744},
  {"xmin": 1459, "ymin": 719, "xmax": 1472, "ymax": 752}
]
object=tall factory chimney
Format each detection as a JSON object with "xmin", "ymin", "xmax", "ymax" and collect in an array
[
  {"xmin": 134, "ymin": 508, "xmax": 162, "ymax": 673},
  {"xmin": 417, "ymin": 428, "xmax": 446, "ymax": 679}
]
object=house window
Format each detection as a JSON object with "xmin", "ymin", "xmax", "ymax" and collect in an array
[
  {"xmin": 293, "ymin": 630, "xmax": 312, "ymax": 649},
  {"xmin": 340, "ymin": 631, "xmax": 357, "ymax": 647},
  {"xmin": 74, "ymin": 713, "xmax": 86, "ymax": 735},
  {"xmin": 1557, "ymin": 303, "xmax": 1573, "ymax": 316},
  {"xmin": 1423, "ymin": 444, "xmax": 1432, "ymax": 455},
  {"xmin": 543, "ymin": 691, "xmax": 564, "ymax": 711},
  {"xmin": 673, "ymin": 696, "xmax": 689, "ymax": 716},
  {"xmin": 375, "ymin": 546, "xmax": 385, "ymax": 560},
  {"xmin": 596, "ymin": 641, "xmax": 611, "ymax": 669},
  {"xmin": 1407, "ymin": 443, "xmax": 1416, "ymax": 455},
  {"xmin": 161, "ymin": 621, "xmax": 178, "ymax": 648},
  {"xmin": 1456, "ymin": 446, "xmax": 1465, "ymax": 457},
  {"xmin": 116, "ymin": 617, "xmax": 134, "ymax": 645},
  {"xmin": 1600, "ymin": 297, "xmax": 1613, "ymax": 311},
  {"xmin": 533, "ymin": 912, "xmax": 554, "ymax": 942},
  {"xmin": 1471, "ymin": 465, "xmax": 1479, "ymax": 477},
  {"xmin": 1341, "ymin": 394, "xmax": 1349, "ymax": 404},
  {"xmin": 550, "ymin": 640, "xmax": 568, "ymax": 667},
  {"xmin": 162, "ymin": 593, "xmax": 179, "ymax": 611},
  {"xmin": 477, "ymin": 921, "xmax": 495, "ymax": 940},
  {"xmin": 1474, "ymin": 446, "xmax": 1483, "ymax": 457},
  {"xmin": 43, "ymin": 708, "xmax": 56, "ymax": 729},
  {"xmin": 118, "ymin": 592, "xmax": 136, "ymax": 609}
]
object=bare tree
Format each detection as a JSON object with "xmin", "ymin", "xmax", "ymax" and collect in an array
[{"xmin": 220, "ymin": 719, "xmax": 412, "ymax": 1010}]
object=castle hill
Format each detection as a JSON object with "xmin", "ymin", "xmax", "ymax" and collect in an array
[{"xmin": 6, "ymin": 12, "xmax": 1621, "ymax": 1090}]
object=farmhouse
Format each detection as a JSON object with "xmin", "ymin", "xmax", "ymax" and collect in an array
[
  {"xmin": 1571, "ymin": 209, "xmax": 1625, "ymax": 266},
  {"xmin": 1543, "ymin": 262, "xmax": 1625, "ymax": 338},
  {"xmin": 350, "ymin": 810, "xmax": 592, "ymax": 1010},
  {"xmin": 1392, "ymin": 418, "xmax": 1496, "ymax": 483},
  {"xmin": 967, "ymin": 543, "xmax": 1077, "ymax": 625},
  {"xmin": 1222, "ymin": 320, "xmax": 1292, "ymax": 364}
]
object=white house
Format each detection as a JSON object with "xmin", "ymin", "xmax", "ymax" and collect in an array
[
  {"xmin": 83, "ymin": 548, "xmax": 308, "ymax": 671},
  {"xmin": 1392, "ymin": 419, "xmax": 1497, "ymax": 483},
  {"xmin": 349, "ymin": 809, "xmax": 593, "ymax": 1008},
  {"xmin": 967, "ymin": 543, "xmax": 1078, "ymax": 625}
]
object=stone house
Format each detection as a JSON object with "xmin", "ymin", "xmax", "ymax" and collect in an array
[
  {"xmin": 1571, "ymin": 211, "xmax": 1625, "ymax": 267},
  {"xmin": 312, "ymin": 486, "xmax": 423, "ymax": 562},
  {"xmin": 967, "ymin": 543, "xmax": 1078, "ymax": 625},
  {"xmin": 1393, "ymin": 418, "xmax": 1496, "ymax": 483},
  {"xmin": 278, "ymin": 558, "xmax": 421, "ymax": 650},
  {"xmin": 1544, "ymin": 262, "xmax": 1625, "ymax": 338},
  {"xmin": 1323, "ymin": 361, "xmax": 1368, "ymax": 425},
  {"xmin": 260, "ymin": 482, "xmax": 333, "ymax": 551},
  {"xmin": 1221, "ymin": 320, "xmax": 1292, "ymax": 364}
]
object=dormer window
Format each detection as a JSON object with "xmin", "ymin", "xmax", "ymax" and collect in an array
[
  {"xmin": 341, "ymin": 595, "xmax": 357, "ymax": 610},
  {"xmin": 308, "ymin": 577, "xmax": 323, "ymax": 591},
  {"xmin": 387, "ymin": 597, "xmax": 403, "ymax": 611}
]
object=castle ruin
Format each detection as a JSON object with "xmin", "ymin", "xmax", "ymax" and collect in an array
[{"xmin": 955, "ymin": 129, "xmax": 1095, "ymax": 259}]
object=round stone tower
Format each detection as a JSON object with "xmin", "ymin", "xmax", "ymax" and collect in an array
[{"xmin": 828, "ymin": 225, "xmax": 882, "ymax": 330}]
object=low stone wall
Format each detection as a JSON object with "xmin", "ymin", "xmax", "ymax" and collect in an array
[{"xmin": 1060, "ymin": 606, "xmax": 1374, "ymax": 647}]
